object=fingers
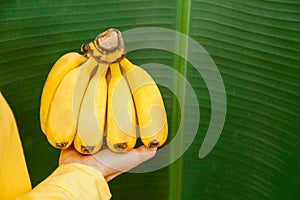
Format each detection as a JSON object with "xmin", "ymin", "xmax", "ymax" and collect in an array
[
  {"xmin": 60, "ymin": 145, "xmax": 76, "ymax": 157},
  {"xmin": 105, "ymin": 171, "xmax": 123, "ymax": 182},
  {"xmin": 59, "ymin": 145, "xmax": 84, "ymax": 165},
  {"xmin": 130, "ymin": 145, "xmax": 157, "ymax": 162},
  {"xmin": 59, "ymin": 144, "xmax": 157, "ymax": 182},
  {"xmin": 92, "ymin": 145, "xmax": 157, "ymax": 173}
]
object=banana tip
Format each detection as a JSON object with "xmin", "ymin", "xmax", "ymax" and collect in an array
[
  {"xmin": 113, "ymin": 143, "xmax": 128, "ymax": 152},
  {"xmin": 55, "ymin": 142, "xmax": 68, "ymax": 148},
  {"xmin": 81, "ymin": 145, "xmax": 95, "ymax": 154},
  {"xmin": 148, "ymin": 140, "xmax": 160, "ymax": 148}
]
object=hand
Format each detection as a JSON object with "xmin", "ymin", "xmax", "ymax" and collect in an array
[{"xmin": 59, "ymin": 145, "xmax": 157, "ymax": 181}]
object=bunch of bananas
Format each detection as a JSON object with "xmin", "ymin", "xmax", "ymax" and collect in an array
[{"xmin": 40, "ymin": 28, "xmax": 168, "ymax": 154}]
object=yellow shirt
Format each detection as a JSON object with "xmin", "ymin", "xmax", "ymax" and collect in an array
[{"xmin": 0, "ymin": 92, "xmax": 111, "ymax": 200}]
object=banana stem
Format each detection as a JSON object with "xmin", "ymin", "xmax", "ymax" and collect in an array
[{"xmin": 109, "ymin": 62, "xmax": 121, "ymax": 76}]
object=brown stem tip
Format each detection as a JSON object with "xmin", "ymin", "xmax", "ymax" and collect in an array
[
  {"xmin": 148, "ymin": 140, "xmax": 160, "ymax": 148},
  {"xmin": 56, "ymin": 142, "xmax": 68, "ymax": 148},
  {"xmin": 114, "ymin": 143, "xmax": 128, "ymax": 151},
  {"xmin": 81, "ymin": 145, "xmax": 95, "ymax": 154},
  {"xmin": 96, "ymin": 28, "xmax": 124, "ymax": 52}
]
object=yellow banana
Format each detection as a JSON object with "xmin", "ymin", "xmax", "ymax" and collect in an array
[
  {"xmin": 74, "ymin": 63, "xmax": 108, "ymax": 154},
  {"xmin": 40, "ymin": 52, "xmax": 86, "ymax": 134},
  {"xmin": 120, "ymin": 58, "xmax": 168, "ymax": 148},
  {"xmin": 73, "ymin": 29, "xmax": 126, "ymax": 153},
  {"xmin": 46, "ymin": 67, "xmax": 81, "ymax": 148},
  {"xmin": 106, "ymin": 62, "xmax": 137, "ymax": 152},
  {"xmin": 72, "ymin": 29, "xmax": 126, "ymax": 142},
  {"xmin": 45, "ymin": 54, "xmax": 101, "ymax": 149}
]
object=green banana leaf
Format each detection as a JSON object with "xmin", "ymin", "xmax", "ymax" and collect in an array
[{"xmin": 0, "ymin": 0, "xmax": 299, "ymax": 199}]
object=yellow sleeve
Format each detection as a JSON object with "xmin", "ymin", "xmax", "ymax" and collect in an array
[
  {"xmin": 0, "ymin": 92, "xmax": 111, "ymax": 199},
  {"xmin": 16, "ymin": 163, "xmax": 112, "ymax": 200},
  {"xmin": 0, "ymin": 92, "xmax": 32, "ymax": 199}
]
